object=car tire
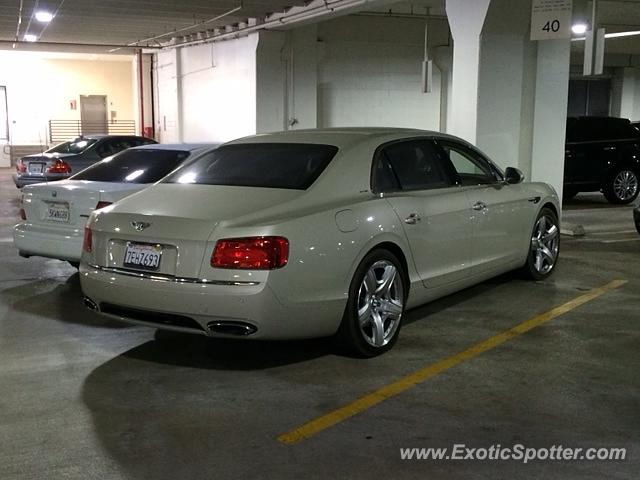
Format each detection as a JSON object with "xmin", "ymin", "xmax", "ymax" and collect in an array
[
  {"xmin": 603, "ymin": 168, "xmax": 639, "ymax": 204},
  {"xmin": 521, "ymin": 207, "xmax": 560, "ymax": 281},
  {"xmin": 335, "ymin": 249, "xmax": 407, "ymax": 357}
]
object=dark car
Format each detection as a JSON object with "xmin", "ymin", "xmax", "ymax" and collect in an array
[
  {"xmin": 13, "ymin": 134, "xmax": 157, "ymax": 188},
  {"xmin": 564, "ymin": 116, "xmax": 640, "ymax": 204}
]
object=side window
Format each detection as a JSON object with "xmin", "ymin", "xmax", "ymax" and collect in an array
[
  {"xmin": 373, "ymin": 140, "xmax": 453, "ymax": 192},
  {"xmin": 440, "ymin": 143, "xmax": 498, "ymax": 186},
  {"xmin": 131, "ymin": 137, "xmax": 155, "ymax": 147},
  {"xmin": 95, "ymin": 140, "xmax": 118, "ymax": 158},
  {"xmin": 97, "ymin": 139, "xmax": 134, "ymax": 158}
]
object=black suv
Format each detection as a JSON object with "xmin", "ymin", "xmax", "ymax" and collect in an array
[{"xmin": 564, "ymin": 116, "xmax": 640, "ymax": 204}]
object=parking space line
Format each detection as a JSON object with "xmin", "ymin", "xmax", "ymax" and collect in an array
[{"xmin": 277, "ymin": 279, "xmax": 627, "ymax": 445}]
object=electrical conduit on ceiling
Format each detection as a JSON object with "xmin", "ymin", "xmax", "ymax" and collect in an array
[{"xmin": 163, "ymin": 0, "xmax": 375, "ymax": 50}]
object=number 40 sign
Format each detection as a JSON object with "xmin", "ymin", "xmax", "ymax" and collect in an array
[{"xmin": 530, "ymin": 0, "xmax": 573, "ymax": 41}]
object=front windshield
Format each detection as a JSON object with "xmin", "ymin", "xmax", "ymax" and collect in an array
[{"xmin": 46, "ymin": 138, "xmax": 98, "ymax": 154}]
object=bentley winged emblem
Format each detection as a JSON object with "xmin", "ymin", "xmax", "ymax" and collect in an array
[{"xmin": 131, "ymin": 221, "xmax": 151, "ymax": 231}]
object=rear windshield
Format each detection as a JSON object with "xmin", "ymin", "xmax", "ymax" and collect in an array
[
  {"xmin": 71, "ymin": 149, "xmax": 191, "ymax": 183},
  {"xmin": 163, "ymin": 143, "xmax": 339, "ymax": 190},
  {"xmin": 46, "ymin": 138, "xmax": 98, "ymax": 154}
]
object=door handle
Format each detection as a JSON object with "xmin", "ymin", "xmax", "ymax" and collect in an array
[
  {"xmin": 404, "ymin": 213, "xmax": 421, "ymax": 225},
  {"xmin": 472, "ymin": 201, "xmax": 487, "ymax": 211}
]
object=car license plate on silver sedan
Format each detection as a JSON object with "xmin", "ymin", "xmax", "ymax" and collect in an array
[
  {"xmin": 123, "ymin": 243, "xmax": 162, "ymax": 270},
  {"xmin": 46, "ymin": 203, "xmax": 70, "ymax": 223},
  {"xmin": 29, "ymin": 163, "xmax": 45, "ymax": 174}
]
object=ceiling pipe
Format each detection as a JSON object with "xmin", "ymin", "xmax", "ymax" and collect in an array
[
  {"xmin": 165, "ymin": 0, "xmax": 378, "ymax": 50},
  {"xmin": 0, "ymin": 39, "xmax": 162, "ymax": 53},
  {"xmin": 109, "ymin": 5, "xmax": 243, "ymax": 52},
  {"xmin": 13, "ymin": 0, "xmax": 24, "ymax": 48}
]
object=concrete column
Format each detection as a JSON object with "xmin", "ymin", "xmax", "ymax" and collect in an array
[
  {"xmin": 288, "ymin": 25, "xmax": 318, "ymax": 130},
  {"xmin": 154, "ymin": 49, "xmax": 182, "ymax": 143},
  {"xmin": 132, "ymin": 52, "xmax": 154, "ymax": 138},
  {"xmin": 256, "ymin": 31, "xmax": 287, "ymax": 133},
  {"xmin": 445, "ymin": 0, "xmax": 491, "ymax": 143},
  {"xmin": 476, "ymin": 0, "xmax": 537, "ymax": 178},
  {"xmin": 530, "ymin": 39, "xmax": 571, "ymax": 201},
  {"xmin": 174, "ymin": 49, "xmax": 184, "ymax": 142},
  {"xmin": 619, "ymin": 67, "xmax": 640, "ymax": 121}
]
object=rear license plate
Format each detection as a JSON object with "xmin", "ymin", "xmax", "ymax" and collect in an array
[
  {"xmin": 45, "ymin": 203, "xmax": 70, "ymax": 223},
  {"xmin": 29, "ymin": 163, "xmax": 45, "ymax": 174},
  {"xmin": 123, "ymin": 243, "xmax": 162, "ymax": 271}
]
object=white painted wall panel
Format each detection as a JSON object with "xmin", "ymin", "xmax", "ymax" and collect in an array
[
  {"xmin": 317, "ymin": 17, "xmax": 446, "ymax": 131},
  {"xmin": 155, "ymin": 36, "xmax": 259, "ymax": 144}
]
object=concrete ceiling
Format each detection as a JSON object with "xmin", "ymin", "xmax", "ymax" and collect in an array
[
  {"xmin": 0, "ymin": 0, "xmax": 638, "ymax": 54},
  {"xmin": 0, "ymin": 0, "xmax": 312, "ymax": 46}
]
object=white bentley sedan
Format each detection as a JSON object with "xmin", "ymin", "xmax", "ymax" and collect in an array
[
  {"xmin": 14, "ymin": 144, "xmax": 217, "ymax": 265},
  {"xmin": 80, "ymin": 129, "xmax": 560, "ymax": 356}
]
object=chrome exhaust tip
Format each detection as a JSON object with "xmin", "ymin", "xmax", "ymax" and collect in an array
[
  {"xmin": 83, "ymin": 297, "xmax": 98, "ymax": 311},
  {"xmin": 207, "ymin": 321, "xmax": 257, "ymax": 336}
]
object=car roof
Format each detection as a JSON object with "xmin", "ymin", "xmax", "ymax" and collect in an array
[
  {"xmin": 128, "ymin": 143, "xmax": 219, "ymax": 152},
  {"xmin": 225, "ymin": 127, "xmax": 465, "ymax": 149},
  {"xmin": 68, "ymin": 134, "xmax": 152, "ymax": 140}
]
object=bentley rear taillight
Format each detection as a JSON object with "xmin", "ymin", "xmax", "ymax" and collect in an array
[
  {"xmin": 17, "ymin": 162, "xmax": 27, "ymax": 173},
  {"xmin": 211, "ymin": 236, "xmax": 289, "ymax": 270}
]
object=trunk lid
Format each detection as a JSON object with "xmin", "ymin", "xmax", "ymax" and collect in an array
[
  {"xmin": 21, "ymin": 153, "xmax": 76, "ymax": 176},
  {"xmin": 22, "ymin": 180, "xmax": 142, "ymax": 228},
  {"xmin": 88, "ymin": 184, "xmax": 303, "ymax": 278}
]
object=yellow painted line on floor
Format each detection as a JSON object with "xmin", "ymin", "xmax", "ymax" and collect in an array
[{"xmin": 278, "ymin": 279, "xmax": 627, "ymax": 445}]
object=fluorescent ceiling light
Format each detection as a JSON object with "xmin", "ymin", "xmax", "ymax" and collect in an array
[
  {"xmin": 572, "ymin": 23, "xmax": 588, "ymax": 35},
  {"xmin": 35, "ymin": 11, "xmax": 54, "ymax": 22},
  {"xmin": 606, "ymin": 30, "xmax": 640, "ymax": 39},
  {"xmin": 23, "ymin": 34, "xmax": 37, "ymax": 42},
  {"xmin": 572, "ymin": 30, "xmax": 640, "ymax": 41}
]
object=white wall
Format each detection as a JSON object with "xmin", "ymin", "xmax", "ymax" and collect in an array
[
  {"xmin": 154, "ymin": 35, "xmax": 259, "ymax": 144},
  {"xmin": 0, "ymin": 52, "xmax": 135, "ymax": 146},
  {"xmin": 619, "ymin": 67, "xmax": 640, "ymax": 121},
  {"xmin": 316, "ymin": 16, "xmax": 447, "ymax": 131}
]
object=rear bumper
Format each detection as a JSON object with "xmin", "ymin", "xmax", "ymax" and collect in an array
[
  {"xmin": 13, "ymin": 222, "xmax": 83, "ymax": 262},
  {"xmin": 79, "ymin": 263, "xmax": 344, "ymax": 340},
  {"xmin": 13, "ymin": 173, "xmax": 71, "ymax": 188}
]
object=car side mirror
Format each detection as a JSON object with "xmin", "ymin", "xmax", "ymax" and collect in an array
[{"xmin": 505, "ymin": 167, "xmax": 524, "ymax": 184}]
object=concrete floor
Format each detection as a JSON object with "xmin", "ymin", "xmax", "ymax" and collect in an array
[{"xmin": 0, "ymin": 168, "xmax": 638, "ymax": 479}]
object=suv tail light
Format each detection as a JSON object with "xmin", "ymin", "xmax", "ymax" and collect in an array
[
  {"xmin": 47, "ymin": 159, "xmax": 72, "ymax": 174},
  {"xmin": 83, "ymin": 226, "xmax": 92, "ymax": 253},
  {"xmin": 95, "ymin": 201, "xmax": 112, "ymax": 210},
  {"xmin": 17, "ymin": 162, "xmax": 26, "ymax": 173},
  {"xmin": 211, "ymin": 236, "xmax": 289, "ymax": 270}
]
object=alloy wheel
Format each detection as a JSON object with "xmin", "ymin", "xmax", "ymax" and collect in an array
[
  {"xmin": 357, "ymin": 260, "xmax": 404, "ymax": 348},
  {"xmin": 530, "ymin": 215, "xmax": 559, "ymax": 275},
  {"xmin": 613, "ymin": 170, "xmax": 638, "ymax": 202}
]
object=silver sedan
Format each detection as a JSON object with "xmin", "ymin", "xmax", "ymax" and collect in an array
[{"xmin": 79, "ymin": 128, "xmax": 560, "ymax": 356}]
